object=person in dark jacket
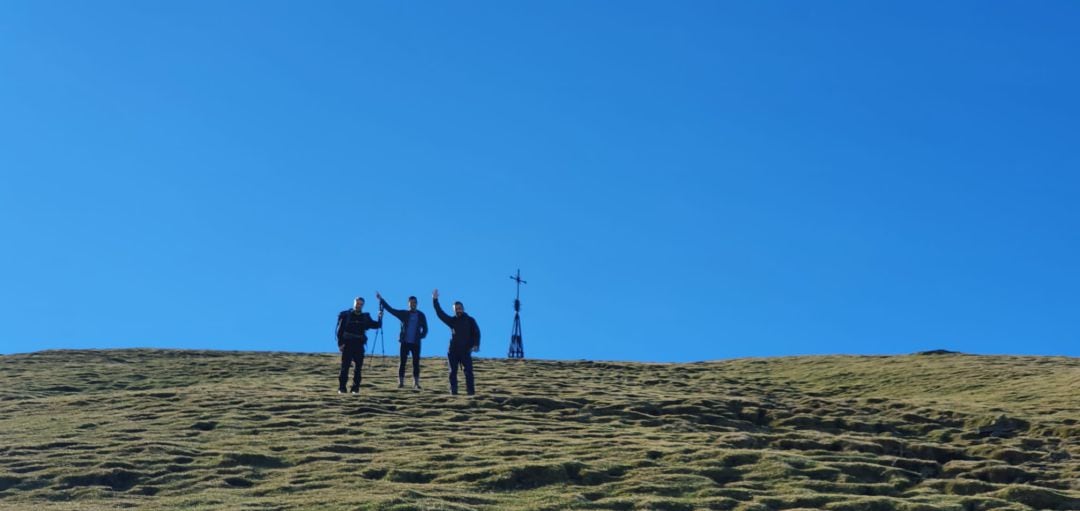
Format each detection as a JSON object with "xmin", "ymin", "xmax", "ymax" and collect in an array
[
  {"xmin": 432, "ymin": 289, "xmax": 480, "ymax": 395},
  {"xmin": 376, "ymin": 291, "xmax": 428, "ymax": 389},
  {"xmin": 335, "ymin": 297, "xmax": 382, "ymax": 395}
]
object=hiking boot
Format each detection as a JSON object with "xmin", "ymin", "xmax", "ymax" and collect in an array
[
  {"xmin": 350, "ymin": 388, "xmax": 360, "ymax": 395},
  {"xmin": 397, "ymin": 377, "xmax": 404, "ymax": 389},
  {"xmin": 337, "ymin": 389, "xmax": 346, "ymax": 394},
  {"xmin": 413, "ymin": 378, "xmax": 422, "ymax": 390}
]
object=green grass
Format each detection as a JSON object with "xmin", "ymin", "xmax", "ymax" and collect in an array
[{"xmin": 0, "ymin": 350, "xmax": 1076, "ymax": 510}]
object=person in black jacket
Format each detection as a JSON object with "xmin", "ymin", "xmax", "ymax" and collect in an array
[
  {"xmin": 335, "ymin": 297, "xmax": 382, "ymax": 395},
  {"xmin": 376, "ymin": 291, "xmax": 428, "ymax": 389},
  {"xmin": 432, "ymin": 288, "xmax": 480, "ymax": 395}
]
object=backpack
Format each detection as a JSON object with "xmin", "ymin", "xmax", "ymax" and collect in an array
[{"xmin": 335, "ymin": 311, "xmax": 348, "ymax": 349}]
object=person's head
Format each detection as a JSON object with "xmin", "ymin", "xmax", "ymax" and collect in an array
[
  {"xmin": 453, "ymin": 301, "xmax": 464, "ymax": 317},
  {"xmin": 408, "ymin": 296, "xmax": 418, "ymax": 311},
  {"xmin": 353, "ymin": 297, "xmax": 365, "ymax": 311}
]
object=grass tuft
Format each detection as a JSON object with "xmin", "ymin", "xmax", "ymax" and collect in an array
[
  {"xmin": 218, "ymin": 453, "xmax": 289, "ymax": 469},
  {"xmin": 989, "ymin": 485, "xmax": 1080, "ymax": 510}
]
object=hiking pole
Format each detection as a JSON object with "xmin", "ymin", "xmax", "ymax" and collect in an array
[
  {"xmin": 373, "ymin": 301, "xmax": 386, "ymax": 370},
  {"xmin": 378, "ymin": 309, "xmax": 385, "ymax": 367}
]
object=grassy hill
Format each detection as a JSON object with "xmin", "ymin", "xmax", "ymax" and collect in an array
[{"xmin": 0, "ymin": 350, "xmax": 1077, "ymax": 510}]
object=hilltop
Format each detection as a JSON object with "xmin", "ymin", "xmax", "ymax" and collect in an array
[{"xmin": 0, "ymin": 350, "xmax": 1077, "ymax": 510}]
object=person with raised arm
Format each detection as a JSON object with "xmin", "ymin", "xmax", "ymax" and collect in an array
[
  {"xmin": 431, "ymin": 289, "xmax": 481, "ymax": 396},
  {"xmin": 376, "ymin": 292, "xmax": 428, "ymax": 389}
]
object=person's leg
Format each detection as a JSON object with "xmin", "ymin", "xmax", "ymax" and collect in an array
[
  {"xmin": 398, "ymin": 342, "xmax": 408, "ymax": 387},
  {"xmin": 338, "ymin": 350, "xmax": 350, "ymax": 392},
  {"xmin": 447, "ymin": 352, "xmax": 459, "ymax": 395},
  {"xmin": 410, "ymin": 343, "xmax": 421, "ymax": 382},
  {"xmin": 462, "ymin": 353, "xmax": 475, "ymax": 396},
  {"xmin": 351, "ymin": 351, "xmax": 365, "ymax": 392}
]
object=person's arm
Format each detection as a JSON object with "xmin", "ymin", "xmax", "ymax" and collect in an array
[
  {"xmin": 418, "ymin": 312, "xmax": 428, "ymax": 340},
  {"xmin": 366, "ymin": 312, "xmax": 382, "ymax": 330},
  {"xmin": 379, "ymin": 297, "xmax": 406, "ymax": 322},
  {"xmin": 432, "ymin": 290, "xmax": 452, "ymax": 326},
  {"xmin": 471, "ymin": 317, "xmax": 481, "ymax": 352}
]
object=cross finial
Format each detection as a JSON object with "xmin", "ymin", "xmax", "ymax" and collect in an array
[{"xmin": 510, "ymin": 269, "xmax": 527, "ymax": 300}]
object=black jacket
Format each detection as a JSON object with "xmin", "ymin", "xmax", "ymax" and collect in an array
[
  {"xmin": 379, "ymin": 298, "xmax": 428, "ymax": 344},
  {"xmin": 433, "ymin": 298, "xmax": 480, "ymax": 356},
  {"xmin": 336, "ymin": 309, "xmax": 381, "ymax": 351}
]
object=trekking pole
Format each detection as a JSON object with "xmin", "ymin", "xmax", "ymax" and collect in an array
[
  {"xmin": 373, "ymin": 301, "xmax": 385, "ymax": 370},
  {"xmin": 378, "ymin": 315, "xmax": 385, "ymax": 369}
]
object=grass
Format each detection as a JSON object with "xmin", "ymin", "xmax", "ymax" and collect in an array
[{"xmin": 0, "ymin": 349, "xmax": 1076, "ymax": 510}]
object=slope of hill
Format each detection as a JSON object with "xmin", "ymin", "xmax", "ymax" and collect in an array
[{"xmin": 0, "ymin": 350, "xmax": 1076, "ymax": 510}]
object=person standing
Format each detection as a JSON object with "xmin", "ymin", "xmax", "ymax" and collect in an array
[
  {"xmin": 432, "ymin": 289, "xmax": 480, "ymax": 395},
  {"xmin": 376, "ymin": 292, "xmax": 428, "ymax": 389},
  {"xmin": 335, "ymin": 297, "xmax": 382, "ymax": 395}
]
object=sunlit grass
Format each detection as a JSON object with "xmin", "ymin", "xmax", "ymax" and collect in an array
[{"xmin": 0, "ymin": 350, "xmax": 1076, "ymax": 510}]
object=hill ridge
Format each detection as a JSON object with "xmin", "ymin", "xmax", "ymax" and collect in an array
[{"xmin": 0, "ymin": 349, "xmax": 1076, "ymax": 510}]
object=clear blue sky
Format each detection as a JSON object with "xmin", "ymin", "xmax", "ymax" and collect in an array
[{"xmin": 2, "ymin": 1, "xmax": 1078, "ymax": 361}]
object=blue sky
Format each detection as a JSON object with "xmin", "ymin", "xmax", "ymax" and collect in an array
[{"xmin": 1, "ymin": 1, "xmax": 1077, "ymax": 361}]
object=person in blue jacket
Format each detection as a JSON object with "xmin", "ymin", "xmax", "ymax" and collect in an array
[{"xmin": 376, "ymin": 291, "xmax": 428, "ymax": 389}]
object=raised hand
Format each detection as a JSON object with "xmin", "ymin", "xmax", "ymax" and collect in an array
[
  {"xmin": 433, "ymin": 289, "xmax": 439, "ymax": 300},
  {"xmin": 376, "ymin": 291, "xmax": 382, "ymax": 301}
]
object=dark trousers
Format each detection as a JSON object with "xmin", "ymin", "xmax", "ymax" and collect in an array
[
  {"xmin": 399, "ymin": 342, "xmax": 421, "ymax": 380},
  {"xmin": 447, "ymin": 351, "xmax": 475, "ymax": 395},
  {"xmin": 339, "ymin": 349, "xmax": 365, "ymax": 391}
]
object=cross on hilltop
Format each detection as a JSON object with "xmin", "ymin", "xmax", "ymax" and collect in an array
[{"xmin": 508, "ymin": 269, "xmax": 526, "ymax": 359}]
